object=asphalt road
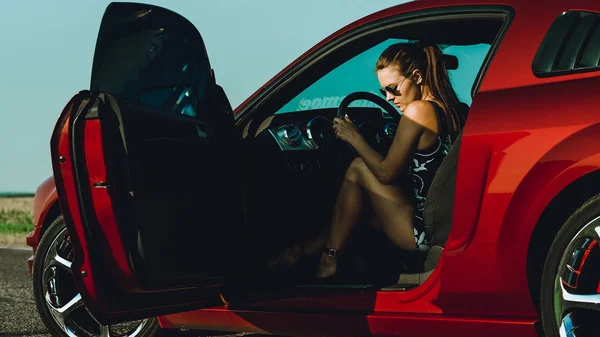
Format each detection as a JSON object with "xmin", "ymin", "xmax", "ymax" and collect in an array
[
  {"xmin": 0, "ymin": 247, "xmax": 49, "ymax": 337},
  {"xmin": 0, "ymin": 247, "xmax": 260, "ymax": 337}
]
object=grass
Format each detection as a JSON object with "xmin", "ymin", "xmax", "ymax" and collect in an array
[
  {"xmin": 0, "ymin": 192, "xmax": 34, "ymax": 198},
  {"xmin": 0, "ymin": 209, "xmax": 34, "ymax": 234}
]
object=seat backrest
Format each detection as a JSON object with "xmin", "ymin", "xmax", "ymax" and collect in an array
[{"xmin": 422, "ymin": 131, "xmax": 463, "ymax": 247}]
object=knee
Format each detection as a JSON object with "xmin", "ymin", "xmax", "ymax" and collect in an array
[{"xmin": 345, "ymin": 157, "xmax": 366, "ymax": 181}]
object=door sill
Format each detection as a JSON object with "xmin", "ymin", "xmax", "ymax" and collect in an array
[{"xmin": 295, "ymin": 283, "xmax": 376, "ymax": 289}]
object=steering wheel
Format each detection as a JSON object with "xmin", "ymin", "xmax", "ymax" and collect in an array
[
  {"xmin": 329, "ymin": 91, "xmax": 401, "ymax": 187},
  {"xmin": 335, "ymin": 91, "xmax": 401, "ymax": 157},
  {"xmin": 337, "ymin": 91, "xmax": 400, "ymax": 121}
]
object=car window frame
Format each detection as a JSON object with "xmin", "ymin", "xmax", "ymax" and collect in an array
[
  {"xmin": 273, "ymin": 40, "xmax": 493, "ymax": 115},
  {"xmin": 234, "ymin": 5, "xmax": 515, "ymax": 128}
]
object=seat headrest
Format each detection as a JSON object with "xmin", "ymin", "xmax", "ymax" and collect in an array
[{"xmin": 443, "ymin": 54, "xmax": 459, "ymax": 70}]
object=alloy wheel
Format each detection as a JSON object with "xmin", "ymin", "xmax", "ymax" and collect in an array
[
  {"xmin": 41, "ymin": 226, "xmax": 151, "ymax": 337},
  {"xmin": 553, "ymin": 215, "xmax": 600, "ymax": 337}
]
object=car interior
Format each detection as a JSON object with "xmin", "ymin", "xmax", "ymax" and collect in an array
[
  {"xmin": 236, "ymin": 13, "xmax": 509, "ymax": 289},
  {"xmin": 74, "ymin": 5, "xmax": 511, "ymax": 296}
]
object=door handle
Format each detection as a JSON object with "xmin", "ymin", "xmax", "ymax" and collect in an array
[{"xmin": 93, "ymin": 181, "xmax": 109, "ymax": 188}]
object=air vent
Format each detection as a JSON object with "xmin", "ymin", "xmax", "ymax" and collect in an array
[
  {"xmin": 276, "ymin": 125, "xmax": 303, "ymax": 147},
  {"xmin": 533, "ymin": 11, "xmax": 600, "ymax": 77}
]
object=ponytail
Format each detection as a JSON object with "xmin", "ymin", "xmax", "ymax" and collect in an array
[{"xmin": 422, "ymin": 45, "xmax": 464, "ymax": 141}]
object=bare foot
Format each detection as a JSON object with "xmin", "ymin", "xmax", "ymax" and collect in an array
[
  {"xmin": 268, "ymin": 244, "xmax": 302, "ymax": 268},
  {"xmin": 316, "ymin": 253, "xmax": 337, "ymax": 278}
]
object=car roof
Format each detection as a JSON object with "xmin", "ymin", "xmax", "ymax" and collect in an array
[{"xmin": 234, "ymin": 0, "xmax": 600, "ymax": 113}]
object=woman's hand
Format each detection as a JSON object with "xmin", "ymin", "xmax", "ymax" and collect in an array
[{"xmin": 332, "ymin": 114, "xmax": 362, "ymax": 145}]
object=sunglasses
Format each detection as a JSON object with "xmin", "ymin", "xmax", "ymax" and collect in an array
[{"xmin": 379, "ymin": 76, "xmax": 410, "ymax": 97}]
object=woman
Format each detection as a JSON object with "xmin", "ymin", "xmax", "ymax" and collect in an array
[{"xmin": 270, "ymin": 42, "xmax": 467, "ymax": 278}]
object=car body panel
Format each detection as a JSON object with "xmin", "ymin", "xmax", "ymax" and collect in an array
[
  {"xmin": 26, "ymin": 175, "xmax": 59, "ymax": 273},
  {"xmin": 477, "ymin": 0, "xmax": 600, "ymax": 93},
  {"xmin": 32, "ymin": 176, "xmax": 58, "ymax": 231},
  {"xmin": 437, "ymin": 51, "xmax": 600, "ymax": 315},
  {"xmin": 28, "ymin": 0, "xmax": 600, "ymax": 336},
  {"xmin": 51, "ymin": 95, "xmax": 103, "ymax": 310},
  {"xmin": 431, "ymin": 0, "xmax": 600, "ymax": 318},
  {"xmin": 158, "ymin": 308, "xmax": 539, "ymax": 337}
]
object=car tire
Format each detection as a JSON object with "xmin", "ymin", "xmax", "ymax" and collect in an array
[
  {"xmin": 541, "ymin": 194, "xmax": 600, "ymax": 337},
  {"xmin": 32, "ymin": 215, "xmax": 160, "ymax": 337}
]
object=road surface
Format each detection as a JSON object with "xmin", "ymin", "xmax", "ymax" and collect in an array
[{"xmin": 0, "ymin": 247, "xmax": 265, "ymax": 337}]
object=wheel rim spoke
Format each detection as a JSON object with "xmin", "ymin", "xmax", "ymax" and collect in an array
[
  {"xmin": 100, "ymin": 325, "xmax": 111, "ymax": 337},
  {"xmin": 51, "ymin": 253, "xmax": 72, "ymax": 271},
  {"xmin": 59, "ymin": 293, "xmax": 84, "ymax": 317},
  {"xmin": 43, "ymin": 228, "xmax": 71, "ymax": 275},
  {"xmin": 558, "ymin": 312, "xmax": 577, "ymax": 337},
  {"xmin": 63, "ymin": 325, "xmax": 80, "ymax": 337},
  {"xmin": 41, "ymin": 225, "xmax": 151, "ymax": 337},
  {"xmin": 579, "ymin": 223, "xmax": 600, "ymax": 241},
  {"xmin": 554, "ymin": 216, "xmax": 600, "ymax": 334},
  {"xmin": 129, "ymin": 321, "xmax": 146, "ymax": 336},
  {"xmin": 45, "ymin": 293, "xmax": 83, "ymax": 330},
  {"xmin": 559, "ymin": 280, "xmax": 600, "ymax": 313}
]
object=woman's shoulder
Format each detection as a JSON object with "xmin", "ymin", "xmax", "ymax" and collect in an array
[{"xmin": 402, "ymin": 100, "xmax": 439, "ymax": 132}]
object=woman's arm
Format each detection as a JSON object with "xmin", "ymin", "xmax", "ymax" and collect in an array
[
  {"xmin": 354, "ymin": 114, "xmax": 423, "ymax": 184},
  {"xmin": 334, "ymin": 102, "xmax": 432, "ymax": 184}
]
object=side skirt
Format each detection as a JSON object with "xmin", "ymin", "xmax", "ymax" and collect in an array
[{"xmin": 158, "ymin": 308, "xmax": 540, "ymax": 337}]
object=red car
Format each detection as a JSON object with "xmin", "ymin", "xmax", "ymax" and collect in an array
[{"xmin": 27, "ymin": 1, "xmax": 600, "ymax": 337}]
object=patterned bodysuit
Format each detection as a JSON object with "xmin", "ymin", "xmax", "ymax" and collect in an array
[{"xmin": 407, "ymin": 101, "xmax": 453, "ymax": 251}]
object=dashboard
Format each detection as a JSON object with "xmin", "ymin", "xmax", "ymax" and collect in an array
[{"xmin": 264, "ymin": 107, "xmax": 399, "ymax": 153}]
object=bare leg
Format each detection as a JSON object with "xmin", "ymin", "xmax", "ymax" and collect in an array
[
  {"xmin": 318, "ymin": 157, "xmax": 416, "ymax": 277},
  {"xmin": 317, "ymin": 176, "xmax": 364, "ymax": 277},
  {"xmin": 326, "ymin": 179, "xmax": 364, "ymax": 251},
  {"xmin": 268, "ymin": 176, "xmax": 362, "ymax": 268}
]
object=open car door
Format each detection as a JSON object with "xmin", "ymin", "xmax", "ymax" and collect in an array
[{"xmin": 50, "ymin": 3, "xmax": 246, "ymax": 324}]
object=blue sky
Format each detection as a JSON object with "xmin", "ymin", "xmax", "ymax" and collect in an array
[{"xmin": 0, "ymin": 0, "xmax": 404, "ymax": 192}]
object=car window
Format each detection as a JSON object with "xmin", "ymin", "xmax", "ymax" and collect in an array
[
  {"xmin": 275, "ymin": 39, "xmax": 491, "ymax": 114},
  {"xmin": 135, "ymin": 62, "xmax": 209, "ymax": 118},
  {"xmin": 137, "ymin": 75, "xmax": 201, "ymax": 117},
  {"xmin": 92, "ymin": 8, "xmax": 211, "ymax": 118},
  {"xmin": 444, "ymin": 43, "xmax": 491, "ymax": 105}
]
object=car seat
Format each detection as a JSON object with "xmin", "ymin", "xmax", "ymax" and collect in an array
[{"xmin": 390, "ymin": 130, "xmax": 463, "ymax": 289}]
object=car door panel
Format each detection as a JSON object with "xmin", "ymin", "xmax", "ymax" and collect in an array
[
  {"xmin": 52, "ymin": 91, "xmax": 239, "ymax": 323},
  {"xmin": 50, "ymin": 2, "xmax": 245, "ymax": 324},
  {"xmin": 107, "ymin": 99, "xmax": 237, "ymax": 285}
]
